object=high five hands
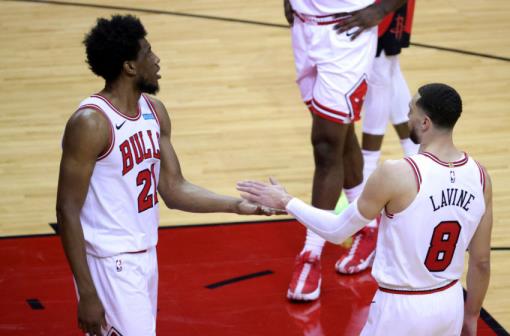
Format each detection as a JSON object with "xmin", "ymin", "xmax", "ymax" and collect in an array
[{"xmin": 237, "ymin": 177, "xmax": 292, "ymax": 212}]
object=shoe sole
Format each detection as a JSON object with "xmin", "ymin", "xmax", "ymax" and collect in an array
[
  {"xmin": 335, "ymin": 250, "xmax": 375, "ymax": 275},
  {"xmin": 287, "ymin": 280, "xmax": 321, "ymax": 301}
]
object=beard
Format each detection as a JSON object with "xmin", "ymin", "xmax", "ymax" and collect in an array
[
  {"xmin": 136, "ymin": 76, "xmax": 159, "ymax": 95},
  {"xmin": 409, "ymin": 127, "xmax": 420, "ymax": 145}
]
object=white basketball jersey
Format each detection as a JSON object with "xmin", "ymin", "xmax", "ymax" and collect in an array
[
  {"xmin": 78, "ymin": 94, "xmax": 161, "ymax": 257},
  {"xmin": 372, "ymin": 152, "xmax": 486, "ymax": 291},
  {"xmin": 290, "ymin": 0, "xmax": 374, "ymax": 16}
]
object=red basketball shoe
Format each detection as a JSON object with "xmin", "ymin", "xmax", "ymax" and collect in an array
[
  {"xmin": 287, "ymin": 251, "xmax": 321, "ymax": 301},
  {"xmin": 335, "ymin": 218, "xmax": 379, "ymax": 274}
]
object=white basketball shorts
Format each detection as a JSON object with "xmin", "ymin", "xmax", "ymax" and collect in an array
[
  {"xmin": 360, "ymin": 280, "xmax": 464, "ymax": 336},
  {"xmin": 291, "ymin": 13, "xmax": 377, "ymax": 124},
  {"xmin": 79, "ymin": 247, "xmax": 158, "ymax": 336},
  {"xmin": 362, "ymin": 52, "xmax": 411, "ymax": 135}
]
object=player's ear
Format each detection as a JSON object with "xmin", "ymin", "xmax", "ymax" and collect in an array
[
  {"xmin": 123, "ymin": 60, "xmax": 137, "ymax": 77},
  {"xmin": 422, "ymin": 115, "xmax": 432, "ymax": 132}
]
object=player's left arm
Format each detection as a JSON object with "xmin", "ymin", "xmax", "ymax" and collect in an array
[
  {"xmin": 334, "ymin": 0, "xmax": 407, "ymax": 39},
  {"xmin": 462, "ymin": 168, "xmax": 493, "ymax": 336},
  {"xmin": 147, "ymin": 96, "xmax": 276, "ymax": 215}
]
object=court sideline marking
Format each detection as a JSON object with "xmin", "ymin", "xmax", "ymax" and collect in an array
[{"xmin": 4, "ymin": 0, "xmax": 510, "ymax": 62}]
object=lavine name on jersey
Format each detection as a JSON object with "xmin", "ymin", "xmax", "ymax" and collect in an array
[
  {"xmin": 429, "ymin": 188, "xmax": 476, "ymax": 212},
  {"xmin": 120, "ymin": 130, "xmax": 160, "ymax": 175}
]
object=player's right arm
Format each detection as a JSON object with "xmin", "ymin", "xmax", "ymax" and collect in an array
[
  {"xmin": 56, "ymin": 108, "xmax": 109, "ymax": 336},
  {"xmin": 462, "ymin": 169, "xmax": 493, "ymax": 336}
]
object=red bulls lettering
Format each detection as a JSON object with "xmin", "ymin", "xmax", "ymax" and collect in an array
[{"xmin": 120, "ymin": 130, "xmax": 160, "ymax": 175}]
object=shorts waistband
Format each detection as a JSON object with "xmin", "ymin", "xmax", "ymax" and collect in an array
[
  {"xmin": 294, "ymin": 12, "xmax": 349, "ymax": 25},
  {"xmin": 378, "ymin": 280, "xmax": 458, "ymax": 295}
]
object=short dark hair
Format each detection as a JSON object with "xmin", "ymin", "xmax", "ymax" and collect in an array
[
  {"xmin": 416, "ymin": 83, "xmax": 462, "ymax": 129},
  {"xmin": 84, "ymin": 15, "xmax": 147, "ymax": 81}
]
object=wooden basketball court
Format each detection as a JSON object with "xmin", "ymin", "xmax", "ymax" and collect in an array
[{"xmin": 1, "ymin": 0, "xmax": 509, "ymax": 333}]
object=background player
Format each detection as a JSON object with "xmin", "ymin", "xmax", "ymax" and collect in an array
[
  {"xmin": 238, "ymin": 83, "xmax": 492, "ymax": 335},
  {"xmin": 284, "ymin": 0, "xmax": 406, "ymax": 301},
  {"xmin": 56, "ymin": 15, "xmax": 276, "ymax": 336},
  {"xmin": 335, "ymin": 0, "xmax": 419, "ymax": 275}
]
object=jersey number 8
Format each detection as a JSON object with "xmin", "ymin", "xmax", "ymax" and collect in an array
[{"xmin": 424, "ymin": 221, "xmax": 461, "ymax": 272}]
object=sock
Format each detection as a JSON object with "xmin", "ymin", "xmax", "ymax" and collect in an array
[
  {"xmin": 362, "ymin": 149, "xmax": 380, "ymax": 185},
  {"xmin": 344, "ymin": 183, "xmax": 364, "ymax": 204},
  {"xmin": 302, "ymin": 229, "xmax": 326, "ymax": 257},
  {"xmin": 346, "ymin": 169, "xmax": 379, "ymax": 229},
  {"xmin": 400, "ymin": 138, "xmax": 419, "ymax": 157}
]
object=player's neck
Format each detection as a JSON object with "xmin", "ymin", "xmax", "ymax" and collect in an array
[
  {"xmin": 101, "ymin": 81, "xmax": 141, "ymax": 117},
  {"xmin": 419, "ymin": 132, "xmax": 462, "ymax": 162}
]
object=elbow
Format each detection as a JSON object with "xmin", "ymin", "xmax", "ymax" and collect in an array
[
  {"xmin": 159, "ymin": 178, "xmax": 186, "ymax": 210},
  {"xmin": 158, "ymin": 188, "xmax": 180, "ymax": 209},
  {"xmin": 470, "ymin": 257, "xmax": 491, "ymax": 276},
  {"xmin": 162, "ymin": 195, "xmax": 178, "ymax": 209},
  {"xmin": 476, "ymin": 260, "xmax": 491, "ymax": 274}
]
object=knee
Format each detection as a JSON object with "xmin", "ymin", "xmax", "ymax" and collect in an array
[{"xmin": 311, "ymin": 137, "xmax": 342, "ymax": 169}]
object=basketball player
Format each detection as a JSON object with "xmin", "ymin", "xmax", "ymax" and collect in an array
[
  {"xmin": 284, "ymin": 0, "xmax": 407, "ymax": 301},
  {"xmin": 56, "ymin": 15, "xmax": 276, "ymax": 336},
  {"xmin": 335, "ymin": 1, "xmax": 419, "ymax": 275},
  {"xmin": 238, "ymin": 83, "xmax": 492, "ymax": 335}
]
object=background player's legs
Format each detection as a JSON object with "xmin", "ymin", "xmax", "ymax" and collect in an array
[
  {"xmin": 360, "ymin": 52, "xmax": 394, "ymax": 184},
  {"xmin": 342, "ymin": 124, "xmax": 364, "ymax": 190},
  {"xmin": 287, "ymin": 17, "xmax": 325, "ymax": 301},
  {"xmin": 310, "ymin": 115, "xmax": 352, "ymax": 209},
  {"xmin": 336, "ymin": 54, "xmax": 406, "ymax": 275},
  {"xmin": 288, "ymin": 116, "xmax": 353, "ymax": 301},
  {"xmin": 288, "ymin": 23, "xmax": 376, "ymax": 300},
  {"xmin": 335, "ymin": 123, "xmax": 378, "ymax": 275},
  {"xmin": 390, "ymin": 58, "xmax": 419, "ymax": 157}
]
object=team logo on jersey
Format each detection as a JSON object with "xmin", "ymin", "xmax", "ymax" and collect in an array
[
  {"xmin": 107, "ymin": 326, "xmax": 123, "ymax": 336},
  {"xmin": 120, "ymin": 130, "xmax": 160, "ymax": 176},
  {"xmin": 116, "ymin": 259, "xmax": 122, "ymax": 272}
]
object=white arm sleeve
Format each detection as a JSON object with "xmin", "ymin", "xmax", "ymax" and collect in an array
[{"xmin": 286, "ymin": 198, "xmax": 371, "ymax": 245}]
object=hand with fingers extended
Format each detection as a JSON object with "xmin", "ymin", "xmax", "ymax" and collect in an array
[
  {"xmin": 237, "ymin": 177, "xmax": 293, "ymax": 211},
  {"xmin": 283, "ymin": 0, "xmax": 294, "ymax": 26},
  {"xmin": 235, "ymin": 198, "xmax": 287, "ymax": 216},
  {"xmin": 334, "ymin": 3, "xmax": 386, "ymax": 40},
  {"xmin": 77, "ymin": 293, "xmax": 107, "ymax": 336}
]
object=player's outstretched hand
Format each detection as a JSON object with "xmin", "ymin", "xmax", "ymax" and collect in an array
[
  {"xmin": 78, "ymin": 293, "xmax": 107, "ymax": 336},
  {"xmin": 237, "ymin": 177, "xmax": 293, "ymax": 211},
  {"xmin": 333, "ymin": 3, "xmax": 386, "ymax": 40},
  {"xmin": 236, "ymin": 198, "xmax": 287, "ymax": 216}
]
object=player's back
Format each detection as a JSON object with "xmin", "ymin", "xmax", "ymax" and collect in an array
[{"xmin": 372, "ymin": 152, "xmax": 486, "ymax": 292}]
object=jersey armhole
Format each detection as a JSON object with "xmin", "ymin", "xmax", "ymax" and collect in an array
[
  {"xmin": 142, "ymin": 94, "xmax": 161, "ymax": 127},
  {"xmin": 76, "ymin": 104, "xmax": 115, "ymax": 161},
  {"xmin": 403, "ymin": 157, "xmax": 422, "ymax": 192},
  {"xmin": 474, "ymin": 160, "xmax": 486, "ymax": 192}
]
